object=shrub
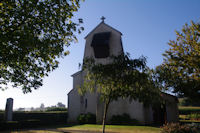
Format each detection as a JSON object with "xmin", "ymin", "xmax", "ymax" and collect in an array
[
  {"xmin": 161, "ymin": 123, "xmax": 199, "ymax": 133},
  {"xmin": 110, "ymin": 113, "xmax": 139, "ymax": 125},
  {"xmin": 77, "ymin": 113, "xmax": 96, "ymax": 124},
  {"xmin": 179, "ymin": 98, "xmax": 200, "ymax": 106},
  {"xmin": 13, "ymin": 111, "xmax": 68, "ymax": 125},
  {"xmin": 0, "ymin": 112, "xmax": 68, "ymax": 130},
  {"xmin": 46, "ymin": 107, "xmax": 67, "ymax": 112},
  {"xmin": 179, "ymin": 107, "xmax": 200, "ymax": 115},
  {"xmin": 0, "ymin": 121, "xmax": 20, "ymax": 130},
  {"xmin": 0, "ymin": 112, "xmax": 4, "ymax": 122},
  {"xmin": 188, "ymin": 113, "xmax": 200, "ymax": 120}
]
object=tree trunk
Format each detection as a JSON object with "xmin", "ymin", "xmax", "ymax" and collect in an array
[{"xmin": 102, "ymin": 99, "xmax": 110, "ymax": 133}]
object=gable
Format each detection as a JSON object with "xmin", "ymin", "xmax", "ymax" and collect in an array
[
  {"xmin": 83, "ymin": 21, "xmax": 124, "ymax": 64},
  {"xmin": 84, "ymin": 22, "xmax": 122, "ymax": 39}
]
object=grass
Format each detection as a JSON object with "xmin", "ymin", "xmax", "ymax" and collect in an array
[
  {"xmin": 180, "ymin": 119, "xmax": 200, "ymax": 123},
  {"xmin": 179, "ymin": 106, "xmax": 200, "ymax": 114},
  {"xmin": 58, "ymin": 124, "xmax": 161, "ymax": 133},
  {"xmin": 179, "ymin": 106, "xmax": 200, "ymax": 110},
  {"xmin": 179, "ymin": 114, "xmax": 187, "ymax": 119},
  {"xmin": 3, "ymin": 124, "xmax": 161, "ymax": 133},
  {"xmin": 179, "ymin": 106, "xmax": 200, "ymax": 123}
]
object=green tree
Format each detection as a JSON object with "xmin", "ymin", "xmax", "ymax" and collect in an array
[
  {"xmin": 57, "ymin": 102, "xmax": 66, "ymax": 108},
  {"xmin": 155, "ymin": 20, "xmax": 200, "ymax": 101},
  {"xmin": 80, "ymin": 53, "xmax": 161, "ymax": 133},
  {"xmin": 0, "ymin": 0, "xmax": 84, "ymax": 93}
]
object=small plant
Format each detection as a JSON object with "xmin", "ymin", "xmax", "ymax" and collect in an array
[
  {"xmin": 77, "ymin": 113, "xmax": 96, "ymax": 124},
  {"xmin": 110, "ymin": 113, "xmax": 139, "ymax": 125},
  {"xmin": 161, "ymin": 123, "xmax": 199, "ymax": 133}
]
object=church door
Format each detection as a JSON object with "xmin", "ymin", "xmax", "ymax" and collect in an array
[{"xmin": 153, "ymin": 104, "xmax": 167, "ymax": 125}]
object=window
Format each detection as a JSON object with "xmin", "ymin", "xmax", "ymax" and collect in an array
[
  {"xmin": 91, "ymin": 32, "xmax": 111, "ymax": 58},
  {"xmin": 85, "ymin": 99, "xmax": 87, "ymax": 108},
  {"xmin": 80, "ymin": 96, "xmax": 84, "ymax": 104}
]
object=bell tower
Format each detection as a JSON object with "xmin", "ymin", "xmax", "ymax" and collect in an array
[{"xmin": 83, "ymin": 17, "xmax": 124, "ymax": 64}]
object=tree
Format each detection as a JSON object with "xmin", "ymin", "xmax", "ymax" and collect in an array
[
  {"xmin": 57, "ymin": 102, "xmax": 66, "ymax": 108},
  {"xmin": 40, "ymin": 103, "xmax": 45, "ymax": 111},
  {"xmin": 0, "ymin": 0, "xmax": 84, "ymax": 93},
  {"xmin": 155, "ymin": 20, "xmax": 200, "ymax": 101},
  {"xmin": 80, "ymin": 53, "xmax": 161, "ymax": 133}
]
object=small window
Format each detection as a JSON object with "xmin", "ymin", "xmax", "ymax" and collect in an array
[
  {"xmin": 80, "ymin": 96, "xmax": 84, "ymax": 104},
  {"xmin": 85, "ymin": 99, "xmax": 87, "ymax": 108}
]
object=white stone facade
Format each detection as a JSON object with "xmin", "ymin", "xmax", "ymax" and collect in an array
[{"xmin": 68, "ymin": 21, "xmax": 179, "ymax": 124}]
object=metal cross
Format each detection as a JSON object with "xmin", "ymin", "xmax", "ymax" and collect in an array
[{"xmin": 101, "ymin": 16, "xmax": 106, "ymax": 22}]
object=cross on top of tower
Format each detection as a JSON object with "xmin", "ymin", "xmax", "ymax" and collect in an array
[{"xmin": 101, "ymin": 16, "xmax": 106, "ymax": 22}]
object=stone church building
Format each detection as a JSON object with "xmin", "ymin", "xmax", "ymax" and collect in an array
[{"xmin": 68, "ymin": 19, "xmax": 179, "ymax": 124}]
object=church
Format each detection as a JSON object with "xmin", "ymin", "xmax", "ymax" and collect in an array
[{"xmin": 68, "ymin": 18, "xmax": 179, "ymax": 124}]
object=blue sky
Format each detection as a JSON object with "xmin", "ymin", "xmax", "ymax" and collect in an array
[{"xmin": 0, "ymin": 0, "xmax": 200, "ymax": 109}]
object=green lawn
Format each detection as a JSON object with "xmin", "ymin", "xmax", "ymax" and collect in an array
[
  {"xmin": 179, "ymin": 106, "xmax": 200, "ymax": 115},
  {"xmin": 5, "ymin": 124, "xmax": 161, "ymax": 133},
  {"xmin": 58, "ymin": 124, "xmax": 161, "ymax": 133},
  {"xmin": 179, "ymin": 106, "xmax": 200, "ymax": 110},
  {"xmin": 179, "ymin": 106, "xmax": 200, "ymax": 123}
]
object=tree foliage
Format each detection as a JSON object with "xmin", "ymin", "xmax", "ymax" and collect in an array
[
  {"xmin": 82, "ymin": 53, "xmax": 160, "ymax": 104},
  {"xmin": 80, "ymin": 53, "xmax": 161, "ymax": 133},
  {"xmin": 0, "ymin": 0, "xmax": 84, "ymax": 93},
  {"xmin": 57, "ymin": 102, "xmax": 66, "ymax": 108},
  {"xmin": 155, "ymin": 20, "xmax": 200, "ymax": 100}
]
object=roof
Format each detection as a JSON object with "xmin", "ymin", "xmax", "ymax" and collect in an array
[
  {"xmin": 67, "ymin": 88, "xmax": 74, "ymax": 95},
  {"xmin": 84, "ymin": 21, "xmax": 122, "ymax": 39},
  {"xmin": 71, "ymin": 70, "xmax": 82, "ymax": 77},
  {"xmin": 161, "ymin": 92, "xmax": 178, "ymax": 102}
]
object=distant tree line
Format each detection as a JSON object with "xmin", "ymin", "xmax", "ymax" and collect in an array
[{"xmin": 16, "ymin": 102, "xmax": 67, "ymax": 112}]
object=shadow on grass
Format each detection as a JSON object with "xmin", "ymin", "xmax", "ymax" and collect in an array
[{"xmin": 0, "ymin": 121, "xmax": 76, "ymax": 132}]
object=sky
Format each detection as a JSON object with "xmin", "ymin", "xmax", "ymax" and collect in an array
[{"xmin": 0, "ymin": 0, "xmax": 200, "ymax": 110}]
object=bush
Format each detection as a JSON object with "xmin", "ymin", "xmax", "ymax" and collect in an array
[
  {"xmin": 13, "ymin": 111, "xmax": 67, "ymax": 124},
  {"xmin": 0, "ymin": 112, "xmax": 4, "ymax": 121},
  {"xmin": 0, "ymin": 121, "xmax": 20, "ymax": 130},
  {"xmin": 77, "ymin": 113, "xmax": 96, "ymax": 124},
  {"xmin": 188, "ymin": 113, "xmax": 200, "ymax": 120},
  {"xmin": 110, "ymin": 113, "xmax": 139, "ymax": 125},
  {"xmin": 0, "ymin": 120, "xmax": 42, "ymax": 130},
  {"xmin": 0, "ymin": 111, "xmax": 68, "ymax": 130},
  {"xmin": 179, "ymin": 98, "xmax": 200, "ymax": 106},
  {"xmin": 161, "ymin": 123, "xmax": 199, "ymax": 133},
  {"xmin": 179, "ymin": 106, "xmax": 200, "ymax": 115},
  {"xmin": 46, "ymin": 107, "xmax": 67, "ymax": 112}
]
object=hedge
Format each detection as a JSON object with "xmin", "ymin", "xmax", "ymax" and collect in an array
[
  {"xmin": 110, "ymin": 113, "xmax": 139, "ymax": 125},
  {"xmin": 77, "ymin": 112, "xmax": 96, "ymax": 124},
  {"xmin": 179, "ymin": 106, "xmax": 200, "ymax": 115},
  {"xmin": 0, "ymin": 111, "xmax": 67, "ymax": 130}
]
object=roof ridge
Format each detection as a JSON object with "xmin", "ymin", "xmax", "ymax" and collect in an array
[{"xmin": 84, "ymin": 22, "xmax": 122, "ymax": 39}]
